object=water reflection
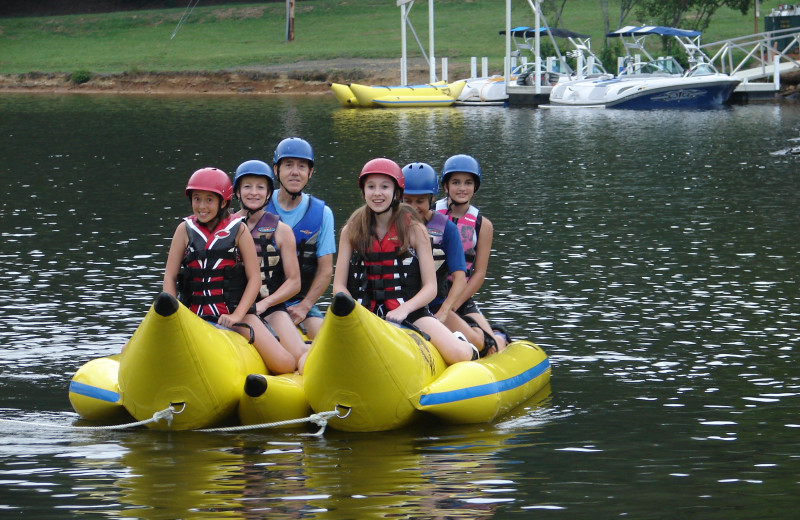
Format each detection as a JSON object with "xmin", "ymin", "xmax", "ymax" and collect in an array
[{"xmin": 2, "ymin": 95, "xmax": 800, "ymax": 517}]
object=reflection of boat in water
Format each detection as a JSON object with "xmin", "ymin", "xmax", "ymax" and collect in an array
[
  {"xmin": 303, "ymin": 293, "xmax": 551, "ymax": 432},
  {"xmin": 330, "ymin": 81, "xmax": 466, "ymax": 108},
  {"xmin": 69, "ymin": 292, "xmax": 550, "ymax": 432},
  {"xmin": 549, "ymin": 26, "xmax": 741, "ymax": 109}
]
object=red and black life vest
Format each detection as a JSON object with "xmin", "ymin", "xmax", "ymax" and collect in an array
[
  {"xmin": 177, "ymin": 214, "xmax": 247, "ymax": 316},
  {"xmin": 346, "ymin": 222, "xmax": 422, "ymax": 317}
]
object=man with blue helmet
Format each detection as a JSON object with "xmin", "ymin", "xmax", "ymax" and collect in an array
[{"xmin": 266, "ymin": 137, "xmax": 335, "ymax": 339}]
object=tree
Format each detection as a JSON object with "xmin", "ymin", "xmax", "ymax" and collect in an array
[{"xmin": 637, "ymin": 0, "xmax": 750, "ymax": 33}]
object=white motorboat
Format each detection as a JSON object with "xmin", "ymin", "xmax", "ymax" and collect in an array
[
  {"xmin": 456, "ymin": 26, "xmax": 606, "ymax": 106},
  {"xmin": 548, "ymin": 26, "xmax": 741, "ymax": 109}
]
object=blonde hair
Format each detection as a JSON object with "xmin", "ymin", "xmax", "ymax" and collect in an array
[{"xmin": 345, "ymin": 203, "xmax": 422, "ymax": 255}]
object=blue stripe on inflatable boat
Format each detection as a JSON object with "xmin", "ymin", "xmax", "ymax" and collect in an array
[
  {"xmin": 68, "ymin": 381, "xmax": 120, "ymax": 404},
  {"xmin": 418, "ymin": 357, "xmax": 551, "ymax": 406}
]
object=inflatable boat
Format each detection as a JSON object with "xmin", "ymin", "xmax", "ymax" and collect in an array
[
  {"xmin": 331, "ymin": 81, "xmax": 466, "ymax": 108},
  {"xmin": 68, "ymin": 292, "xmax": 551, "ymax": 432},
  {"xmin": 68, "ymin": 292, "xmax": 308, "ymax": 430},
  {"xmin": 303, "ymin": 293, "xmax": 551, "ymax": 432}
]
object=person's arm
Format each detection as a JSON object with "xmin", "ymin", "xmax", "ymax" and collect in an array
[
  {"xmin": 255, "ymin": 222, "xmax": 301, "ymax": 314},
  {"xmin": 162, "ymin": 222, "xmax": 188, "ymax": 298},
  {"xmin": 332, "ymin": 225, "xmax": 353, "ymax": 297},
  {"xmin": 385, "ymin": 223, "xmax": 437, "ymax": 323},
  {"xmin": 218, "ymin": 226, "xmax": 261, "ymax": 328},
  {"xmin": 435, "ymin": 270, "xmax": 466, "ymax": 320},
  {"xmin": 287, "ymin": 253, "xmax": 332, "ymax": 324},
  {"xmin": 454, "ymin": 216, "xmax": 493, "ymax": 309}
]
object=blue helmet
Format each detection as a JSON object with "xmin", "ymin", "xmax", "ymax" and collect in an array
[
  {"xmin": 402, "ymin": 162, "xmax": 439, "ymax": 196},
  {"xmin": 273, "ymin": 137, "xmax": 314, "ymax": 168},
  {"xmin": 233, "ymin": 159, "xmax": 274, "ymax": 194},
  {"xmin": 440, "ymin": 154, "xmax": 481, "ymax": 192}
]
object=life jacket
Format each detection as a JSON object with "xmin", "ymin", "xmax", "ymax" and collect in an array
[
  {"xmin": 266, "ymin": 195, "xmax": 324, "ymax": 298},
  {"xmin": 426, "ymin": 211, "xmax": 449, "ymax": 300},
  {"xmin": 434, "ymin": 199, "xmax": 481, "ymax": 279},
  {"xmin": 249, "ymin": 211, "xmax": 283, "ymax": 299},
  {"xmin": 177, "ymin": 214, "xmax": 247, "ymax": 316},
  {"xmin": 346, "ymin": 222, "xmax": 422, "ymax": 317}
]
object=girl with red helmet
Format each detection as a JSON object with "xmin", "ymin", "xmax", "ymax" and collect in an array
[
  {"xmin": 162, "ymin": 167, "xmax": 301, "ymax": 374},
  {"xmin": 332, "ymin": 158, "xmax": 477, "ymax": 365}
]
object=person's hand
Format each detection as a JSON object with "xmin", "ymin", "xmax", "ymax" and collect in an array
[
  {"xmin": 385, "ymin": 305, "xmax": 409, "ymax": 324},
  {"xmin": 287, "ymin": 300, "xmax": 311, "ymax": 325},
  {"xmin": 218, "ymin": 313, "xmax": 243, "ymax": 329}
]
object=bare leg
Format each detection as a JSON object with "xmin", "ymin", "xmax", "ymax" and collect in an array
[
  {"xmin": 414, "ymin": 316, "xmax": 474, "ymax": 364},
  {"xmin": 235, "ymin": 314, "xmax": 296, "ymax": 374},
  {"xmin": 265, "ymin": 310, "xmax": 309, "ymax": 364}
]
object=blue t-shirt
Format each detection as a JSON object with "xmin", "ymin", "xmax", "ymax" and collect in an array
[
  {"xmin": 441, "ymin": 219, "xmax": 467, "ymax": 274},
  {"xmin": 270, "ymin": 191, "xmax": 336, "ymax": 258},
  {"xmin": 431, "ymin": 218, "xmax": 467, "ymax": 305}
]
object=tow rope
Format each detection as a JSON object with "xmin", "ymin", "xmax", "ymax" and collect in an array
[{"xmin": 0, "ymin": 405, "xmax": 349, "ymax": 436}]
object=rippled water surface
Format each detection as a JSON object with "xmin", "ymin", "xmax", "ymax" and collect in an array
[{"xmin": 1, "ymin": 94, "xmax": 799, "ymax": 519}]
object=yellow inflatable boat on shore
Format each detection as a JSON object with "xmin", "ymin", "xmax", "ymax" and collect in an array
[
  {"xmin": 68, "ymin": 292, "xmax": 551, "ymax": 432},
  {"xmin": 330, "ymin": 81, "xmax": 466, "ymax": 108}
]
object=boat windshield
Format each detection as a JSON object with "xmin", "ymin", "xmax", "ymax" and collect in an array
[
  {"xmin": 684, "ymin": 63, "xmax": 719, "ymax": 77},
  {"xmin": 621, "ymin": 57, "xmax": 684, "ymax": 76}
]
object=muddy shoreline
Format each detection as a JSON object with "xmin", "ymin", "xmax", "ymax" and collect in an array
[{"xmin": 0, "ymin": 58, "xmax": 456, "ymax": 96}]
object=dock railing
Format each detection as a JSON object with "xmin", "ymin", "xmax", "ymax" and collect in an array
[{"xmin": 700, "ymin": 27, "xmax": 800, "ymax": 83}]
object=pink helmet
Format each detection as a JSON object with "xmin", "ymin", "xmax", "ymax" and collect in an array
[
  {"xmin": 358, "ymin": 158, "xmax": 404, "ymax": 190},
  {"xmin": 185, "ymin": 167, "xmax": 233, "ymax": 201}
]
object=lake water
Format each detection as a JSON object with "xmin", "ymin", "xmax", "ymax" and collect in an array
[{"xmin": 1, "ymin": 93, "xmax": 799, "ymax": 519}]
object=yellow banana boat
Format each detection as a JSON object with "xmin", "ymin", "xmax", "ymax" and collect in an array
[
  {"xmin": 329, "ymin": 82, "xmax": 359, "ymax": 107},
  {"xmin": 345, "ymin": 80, "xmax": 466, "ymax": 108},
  {"xmin": 68, "ymin": 292, "xmax": 309, "ymax": 430},
  {"xmin": 303, "ymin": 293, "xmax": 551, "ymax": 432}
]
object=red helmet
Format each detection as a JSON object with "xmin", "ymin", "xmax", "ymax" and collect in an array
[
  {"xmin": 185, "ymin": 167, "xmax": 233, "ymax": 201},
  {"xmin": 358, "ymin": 158, "xmax": 404, "ymax": 190}
]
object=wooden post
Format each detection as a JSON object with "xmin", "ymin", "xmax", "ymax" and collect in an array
[{"xmin": 286, "ymin": 0, "xmax": 295, "ymax": 42}]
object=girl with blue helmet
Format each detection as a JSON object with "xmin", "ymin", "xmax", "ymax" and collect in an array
[
  {"xmin": 401, "ymin": 163, "xmax": 495, "ymax": 356},
  {"xmin": 435, "ymin": 154, "xmax": 508, "ymax": 353},
  {"xmin": 233, "ymin": 159, "xmax": 309, "ymax": 372}
]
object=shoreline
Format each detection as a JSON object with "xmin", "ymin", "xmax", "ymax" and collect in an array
[{"xmin": 0, "ymin": 58, "xmax": 454, "ymax": 96}]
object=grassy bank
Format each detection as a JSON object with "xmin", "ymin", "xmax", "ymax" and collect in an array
[{"xmin": 0, "ymin": 0, "xmax": 780, "ymax": 77}]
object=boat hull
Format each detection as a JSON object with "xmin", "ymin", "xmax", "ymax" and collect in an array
[{"xmin": 550, "ymin": 75, "xmax": 741, "ymax": 109}]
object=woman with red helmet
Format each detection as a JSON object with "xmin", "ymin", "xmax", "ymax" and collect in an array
[
  {"xmin": 162, "ymin": 167, "xmax": 300, "ymax": 374},
  {"xmin": 332, "ymin": 158, "xmax": 477, "ymax": 365}
]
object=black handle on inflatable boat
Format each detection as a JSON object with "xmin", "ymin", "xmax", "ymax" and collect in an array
[
  {"xmin": 401, "ymin": 320, "xmax": 431, "ymax": 342},
  {"xmin": 201, "ymin": 316, "xmax": 255, "ymax": 344}
]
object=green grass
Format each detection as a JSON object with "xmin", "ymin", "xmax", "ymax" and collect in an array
[{"xmin": 0, "ymin": 0, "xmax": 783, "ymax": 75}]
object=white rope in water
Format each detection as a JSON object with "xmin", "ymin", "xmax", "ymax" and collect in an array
[
  {"xmin": 198, "ymin": 410, "xmax": 343, "ymax": 436},
  {"xmin": 0, "ymin": 406, "xmax": 347, "ymax": 436},
  {"xmin": 0, "ymin": 405, "xmax": 180, "ymax": 431}
]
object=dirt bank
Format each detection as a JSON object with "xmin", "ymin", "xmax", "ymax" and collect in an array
[{"xmin": 0, "ymin": 58, "xmax": 458, "ymax": 96}]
